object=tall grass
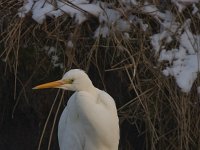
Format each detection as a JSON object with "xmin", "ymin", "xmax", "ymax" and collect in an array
[{"xmin": 0, "ymin": 0, "xmax": 200, "ymax": 150}]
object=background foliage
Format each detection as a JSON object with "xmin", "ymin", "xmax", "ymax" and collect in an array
[{"xmin": 0, "ymin": 0, "xmax": 200, "ymax": 150}]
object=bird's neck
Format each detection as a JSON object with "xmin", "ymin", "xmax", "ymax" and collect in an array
[
  {"xmin": 78, "ymin": 85, "xmax": 98, "ymax": 97},
  {"xmin": 75, "ymin": 78, "xmax": 95, "ymax": 92}
]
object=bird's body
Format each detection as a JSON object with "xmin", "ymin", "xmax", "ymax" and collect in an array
[
  {"xmin": 33, "ymin": 69, "xmax": 119, "ymax": 150},
  {"xmin": 58, "ymin": 89, "xmax": 119, "ymax": 150}
]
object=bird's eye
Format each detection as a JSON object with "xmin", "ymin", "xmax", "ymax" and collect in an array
[
  {"xmin": 63, "ymin": 79, "xmax": 74, "ymax": 84},
  {"xmin": 70, "ymin": 79, "xmax": 74, "ymax": 83}
]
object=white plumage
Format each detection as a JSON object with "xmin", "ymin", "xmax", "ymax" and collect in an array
[{"xmin": 33, "ymin": 69, "xmax": 119, "ymax": 150}]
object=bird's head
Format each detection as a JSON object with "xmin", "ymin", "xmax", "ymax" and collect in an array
[{"xmin": 33, "ymin": 69, "xmax": 93, "ymax": 91}]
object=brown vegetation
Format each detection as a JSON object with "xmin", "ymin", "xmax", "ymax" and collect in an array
[{"xmin": 0, "ymin": 0, "xmax": 200, "ymax": 150}]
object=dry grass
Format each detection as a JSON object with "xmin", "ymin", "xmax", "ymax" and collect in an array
[{"xmin": 1, "ymin": 0, "xmax": 200, "ymax": 150}]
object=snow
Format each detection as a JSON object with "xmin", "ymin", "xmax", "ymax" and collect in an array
[
  {"xmin": 94, "ymin": 25, "xmax": 110, "ymax": 38},
  {"xmin": 18, "ymin": 0, "xmax": 34, "ymax": 17},
  {"xmin": 192, "ymin": 4, "xmax": 199, "ymax": 14},
  {"xmin": 171, "ymin": 0, "xmax": 200, "ymax": 12},
  {"xmin": 67, "ymin": 41, "xmax": 74, "ymax": 48},
  {"xmin": 124, "ymin": 32, "xmax": 130, "ymax": 39},
  {"xmin": 43, "ymin": 46, "xmax": 64, "ymax": 69},
  {"xmin": 115, "ymin": 19, "xmax": 130, "ymax": 32},
  {"xmin": 179, "ymin": 29, "xmax": 197, "ymax": 54},
  {"xmin": 98, "ymin": 7, "xmax": 121, "ymax": 24},
  {"xmin": 121, "ymin": 0, "xmax": 138, "ymax": 5},
  {"xmin": 141, "ymin": 2, "xmax": 166, "ymax": 21},
  {"xmin": 155, "ymin": 19, "xmax": 200, "ymax": 92},
  {"xmin": 44, "ymin": 46, "xmax": 56, "ymax": 56},
  {"xmin": 76, "ymin": 3, "xmax": 102, "ymax": 17},
  {"xmin": 18, "ymin": 0, "xmax": 200, "ymax": 93},
  {"xmin": 56, "ymin": 1, "xmax": 87, "ymax": 24},
  {"xmin": 162, "ymin": 53, "xmax": 200, "ymax": 92},
  {"xmin": 150, "ymin": 10, "xmax": 179, "ymax": 53},
  {"xmin": 146, "ymin": 1, "xmax": 200, "ymax": 93},
  {"xmin": 129, "ymin": 15, "xmax": 148, "ymax": 31},
  {"xmin": 150, "ymin": 31, "xmax": 169, "ymax": 53},
  {"xmin": 32, "ymin": 0, "xmax": 54, "ymax": 24},
  {"xmin": 18, "ymin": 0, "xmax": 102, "ymax": 24}
]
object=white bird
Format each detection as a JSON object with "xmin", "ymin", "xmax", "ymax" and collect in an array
[{"xmin": 33, "ymin": 69, "xmax": 119, "ymax": 150}]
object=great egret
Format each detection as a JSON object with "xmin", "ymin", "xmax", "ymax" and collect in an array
[{"xmin": 33, "ymin": 69, "xmax": 119, "ymax": 150}]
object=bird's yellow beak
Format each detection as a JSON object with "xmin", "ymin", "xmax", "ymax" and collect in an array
[{"xmin": 32, "ymin": 79, "xmax": 72, "ymax": 90}]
